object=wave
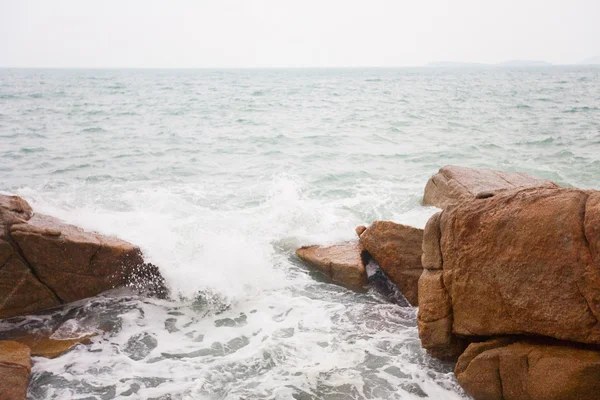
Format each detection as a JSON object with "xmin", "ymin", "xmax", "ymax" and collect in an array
[
  {"xmin": 82, "ymin": 127, "xmax": 107, "ymax": 133},
  {"xmin": 564, "ymin": 106, "xmax": 598, "ymax": 113}
]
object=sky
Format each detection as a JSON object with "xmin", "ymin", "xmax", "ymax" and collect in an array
[{"xmin": 0, "ymin": 0, "xmax": 599, "ymax": 68}]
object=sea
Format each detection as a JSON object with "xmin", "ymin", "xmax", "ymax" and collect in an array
[{"xmin": 1, "ymin": 67, "xmax": 599, "ymax": 399}]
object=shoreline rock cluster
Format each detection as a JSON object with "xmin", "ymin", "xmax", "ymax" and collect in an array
[
  {"xmin": 1, "ymin": 165, "xmax": 598, "ymax": 399},
  {"xmin": 296, "ymin": 220, "xmax": 423, "ymax": 306},
  {"xmin": 297, "ymin": 165, "xmax": 600, "ymax": 400},
  {"xmin": 0, "ymin": 194, "xmax": 166, "ymax": 399}
]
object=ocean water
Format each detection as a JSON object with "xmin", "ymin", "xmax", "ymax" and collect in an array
[{"xmin": 0, "ymin": 67, "xmax": 599, "ymax": 399}]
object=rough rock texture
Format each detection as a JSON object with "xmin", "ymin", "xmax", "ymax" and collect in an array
[
  {"xmin": 359, "ymin": 221, "xmax": 423, "ymax": 306},
  {"xmin": 418, "ymin": 187, "xmax": 600, "ymax": 357},
  {"xmin": 456, "ymin": 338, "xmax": 600, "ymax": 400},
  {"xmin": 423, "ymin": 165, "xmax": 558, "ymax": 209},
  {"xmin": 296, "ymin": 241, "xmax": 368, "ymax": 289},
  {"xmin": 0, "ymin": 194, "xmax": 165, "ymax": 319},
  {"xmin": 0, "ymin": 340, "xmax": 31, "ymax": 400},
  {"xmin": 355, "ymin": 225, "xmax": 367, "ymax": 237}
]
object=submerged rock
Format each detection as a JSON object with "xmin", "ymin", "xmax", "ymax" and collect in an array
[
  {"xmin": 124, "ymin": 332, "xmax": 158, "ymax": 361},
  {"xmin": 0, "ymin": 194, "xmax": 166, "ymax": 319},
  {"xmin": 359, "ymin": 221, "xmax": 423, "ymax": 306},
  {"xmin": 11, "ymin": 334, "xmax": 95, "ymax": 359},
  {"xmin": 422, "ymin": 165, "xmax": 558, "ymax": 209},
  {"xmin": 296, "ymin": 241, "xmax": 368, "ymax": 289},
  {"xmin": 455, "ymin": 338, "xmax": 600, "ymax": 400},
  {"xmin": 0, "ymin": 340, "xmax": 31, "ymax": 400}
]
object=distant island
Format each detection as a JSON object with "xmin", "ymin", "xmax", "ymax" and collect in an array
[{"xmin": 427, "ymin": 60, "xmax": 552, "ymax": 67}]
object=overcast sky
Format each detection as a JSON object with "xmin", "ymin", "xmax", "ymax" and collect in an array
[{"xmin": 1, "ymin": 0, "xmax": 598, "ymax": 68}]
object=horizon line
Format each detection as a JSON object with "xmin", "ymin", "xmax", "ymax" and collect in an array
[{"xmin": 1, "ymin": 63, "xmax": 597, "ymax": 70}]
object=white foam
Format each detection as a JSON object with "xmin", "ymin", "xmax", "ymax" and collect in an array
[{"xmin": 18, "ymin": 176, "xmax": 466, "ymax": 399}]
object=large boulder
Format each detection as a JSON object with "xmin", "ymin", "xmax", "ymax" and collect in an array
[
  {"xmin": 418, "ymin": 187, "xmax": 600, "ymax": 356},
  {"xmin": 0, "ymin": 340, "xmax": 31, "ymax": 400},
  {"xmin": 455, "ymin": 338, "xmax": 600, "ymax": 400},
  {"xmin": 296, "ymin": 241, "xmax": 368, "ymax": 289},
  {"xmin": 359, "ymin": 221, "xmax": 423, "ymax": 306},
  {"xmin": 0, "ymin": 194, "xmax": 165, "ymax": 319},
  {"xmin": 423, "ymin": 165, "xmax": 558, "ymax": 209}
]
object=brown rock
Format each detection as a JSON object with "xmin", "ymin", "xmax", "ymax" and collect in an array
[
  {"xmin": 14, "ymin": 334, "xmax": 95, "ymax": 359},
  {"xmin": 0, "ymin": 194, "xmax": 165, "ymax": 319},
  {"xmin": 456, "ymin": 338, "xmax": 600, "ymax": 400},
  {"xmin": 0, "ymin": 240, "xmax": 61, "ymax": 317},
  {"xmin": 417, "ymin": 270, "xmax": 469, "ymax": 359},
  {"xmin": 418, "ymin": 270, "xmax": 451, "ymax": 323},
  {"xmin": 418, "ymin": 187, "xmax": 600, "ymax": 358},
  {"xmin": 421, "ymin": 212, "xmax": 442, "ymax": 270},
  {"xmin": 586, "ymin": 192, "xmax": 600, "ymax": 269},
  {"xmin": 446, "ymin": 188, "xmax": 600, "ymax": 344},
  {"xmin": 423, "ymin": 165, "xmax": 558, "ymax": 209},
  {"xmin": 359, "ymin": 221, "xmax": 423, "ymax": 306},
  {"xmin": 0, "ymin": 195, "xmax": 61, "ymax": 319},
  {"xmin": 355, "ymin": 225, "xmax": 367, "ymax": 237},
  {"xmin": 11, "ymin": 214, "xmax": 146, "ymax": 303},
  {"xmin": 296, "ymin": 241, "xmax": 368, "ymax": 289},
  {"xmin": 0, "ymin": 340, "xmax": 31, "ymax": 400}
]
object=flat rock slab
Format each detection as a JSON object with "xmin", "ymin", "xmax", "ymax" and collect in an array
[
  {"xmin": 423, "ymin": 165, "xmax": 558, "ymax": 209},
  {"xmin": 456, "ymin": 338, "xmax": 600, "ymax": 400},
  {"xmin": 359, "ymin": 221, "xmax": 423, "ymax": 306},
  {"xmin": 0, "ymin": 340, "xmax": 31, "ymax": 400},
  {"xmin": 296, "ymin": 241, "xmax": 368, "ymax": 289},
  {"xmin": 13, "ymin": 334, "xmax": 95, "ymax": 359}
]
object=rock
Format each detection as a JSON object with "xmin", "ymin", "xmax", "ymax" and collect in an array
[
  {"xmin": 0, "ymin": 340, "xmax": 31, "ymax": 400},
  {"xmin": 296, "ymin": 241, "xmax": 368, "ymax": 289},
  {"xmin": 355, "ymin": 225, "xmax": 367, "ymax": 237},
  {"xmin": 0, "ymin": 194, "xmax": 165, "ymax": 319},
  {"xmin": 359, "ymin": 221, "xmax": 423, "ymax": 306},
  {"xmin": 0, "ymin": 196, "xmax": 61, "ymax": 318},
  {"xmin": 13, "ymin": 334, "xmax": 95, "ymax": 359},
  {"xmin": 418, "ymin": 215, "xmax": 464, "ymax": 357},
  {"xmin": 423, "ymin": 165, "xmax": 558, "ymax": 209},
  {"xmin": 418, "ymin": 187, "xmax": 600, "ymax": 357},
  {"xmin": 455, "ymin": 338, "xmax": 600, "ymax": 400}
]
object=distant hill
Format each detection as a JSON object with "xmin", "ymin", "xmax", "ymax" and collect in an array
[
  {"xmin": 427, "ymin": 61, "xmax": 488, "ymax": 68},
  {"xmin": 497, "ymin": 60, "xmax": 552, "ymax": 67},
  {"xmin": 427, "ymin": 60, "xmax": 552, "ymax": 68},
  {"xmin": 579, "ymin": 55, "xmax": 600, "ymax": 65}
]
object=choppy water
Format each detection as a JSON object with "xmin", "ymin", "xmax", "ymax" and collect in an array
[{"xmin": 1, "ymin": 67, "xmax": 599, "ymax": 399}]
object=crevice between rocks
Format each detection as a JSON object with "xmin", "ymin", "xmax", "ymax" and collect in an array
[
  {"xmin": 497, "ymin": 359, "xmax": 506, "ymax": 400},
  {"xmin": 581, "ymin": 193, "xmax": 592, "ymax": 256},
  {"xmin": 577, "ymin": 282, "xmax": 599, "ymax": 328},
  {"xmin": 437, "ymin": 211, "xmax": 444, "ymax": 271},
  {"xmin": 578, "ymin": 194, "xmax": 599, "ymax": 327},
  {"xmin": 6, "ymin": 232, "xmax": 64, "ymax": 304}
]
